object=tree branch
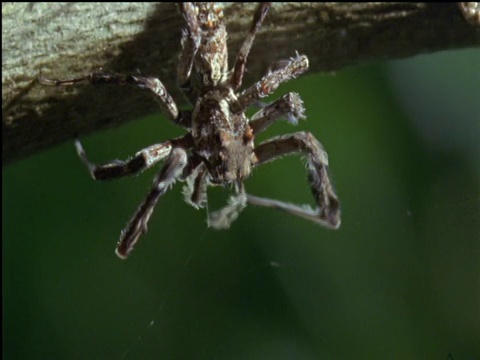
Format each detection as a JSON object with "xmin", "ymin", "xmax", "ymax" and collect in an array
[{"xmin": 3, "ymin": 2, "xmax": 479, "ymax": 165}]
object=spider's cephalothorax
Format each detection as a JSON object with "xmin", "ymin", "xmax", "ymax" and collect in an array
[{"xmin": 40, "ymin": 2, "xmax": 341, "ymax": 259}]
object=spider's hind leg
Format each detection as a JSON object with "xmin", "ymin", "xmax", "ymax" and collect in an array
[
  {"xmin": 230, "ymin": 2, "xmax": 271, "ymax": 89},
  {"xmin": 177, "ymin": 2, "xmax": 202, "ymax": 86}
]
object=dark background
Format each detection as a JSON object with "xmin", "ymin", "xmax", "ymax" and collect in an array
[{"xmin": 3, "ymin": 48, "xmax": 479, "ymax": 359}]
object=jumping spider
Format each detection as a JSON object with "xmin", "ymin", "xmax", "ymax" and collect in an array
[{"xmin": 40, "ymin": 3, "xmax": 341, "ymax": 259}]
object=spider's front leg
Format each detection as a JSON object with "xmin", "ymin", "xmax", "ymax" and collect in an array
[
  {"xmin": 75, "ymin": 134, "xmax": 192, "ymax": 181},
  {"xmin": 236, "ymin": 53, "xmax": 309, "ymax": 111},
  {"xmin": 249, "ymin": 92, "xmax": 306, "ymax": 135},
  {"xmin": 116, "ymin": 147, "xmax": 188, "ymax": 259},
  {"xmin": 248, "ymin": 132, "xmax": 341, "ymax": 229},
  {"xmin": 39, "ymin": 73, "xmax": 191, "ymax": 128}
]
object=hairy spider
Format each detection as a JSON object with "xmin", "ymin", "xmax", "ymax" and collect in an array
[{"xmin": 40, "ymin": 2, "xmax": 341, "ymax": 259}]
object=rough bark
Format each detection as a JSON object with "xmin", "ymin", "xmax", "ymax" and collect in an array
[{"xmin": 3, "ymin": 2, "xmax": 479, "ymax": 165}]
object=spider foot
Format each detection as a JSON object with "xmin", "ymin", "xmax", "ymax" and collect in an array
[
  {"xmin": 74, "ymin": 139, "xmax": 96, "ymax": 179},
  {"xmin": 208, "ymin": 192, "xmax": 247, "ymax": 229}
]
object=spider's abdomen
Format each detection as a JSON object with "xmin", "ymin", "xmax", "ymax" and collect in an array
[{"xmin": 194, "ymin": 3, "xmax": 229, "ymax": 87}]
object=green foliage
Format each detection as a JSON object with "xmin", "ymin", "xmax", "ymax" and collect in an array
[{"xmin": 3, "ymin": 49, "xmax": 479, "ymax": 359}]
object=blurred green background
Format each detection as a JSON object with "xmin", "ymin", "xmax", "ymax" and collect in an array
[{"xmin": 3, "ymin": 48, "xmax": 480, "ymax": 359}]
